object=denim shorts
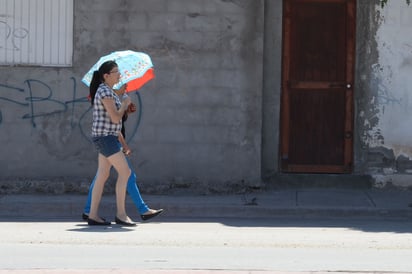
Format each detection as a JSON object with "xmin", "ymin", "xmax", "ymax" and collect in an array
[{"xmin": 92, "ymin": 135, "xmax": 121, "ymax": 157}]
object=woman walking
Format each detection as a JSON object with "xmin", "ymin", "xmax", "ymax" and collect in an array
[
  {"xmin": 83, "ymin": 84, "xmax": 163, "ymax": 223},
  {"xmin": 87, "ymin": 60, "xmax": 135, "ymax": 226}
]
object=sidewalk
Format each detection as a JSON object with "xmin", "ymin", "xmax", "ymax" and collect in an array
[{"xmin": 1, "ymin": 188, "xmax": 412, "ymax": 220}]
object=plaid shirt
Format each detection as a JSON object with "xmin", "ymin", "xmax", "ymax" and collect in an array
[{"xmin": 91, "ymin": 83, "xmax": 122, "ymax": 137}]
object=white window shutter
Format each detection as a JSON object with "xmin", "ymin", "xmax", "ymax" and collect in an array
[{"xmin": 0, "ymin": 0, "xmax": 73, "ymax": 66}]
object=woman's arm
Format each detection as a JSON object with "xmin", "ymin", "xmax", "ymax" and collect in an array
[
  {"xmin": 118, "ymin": 132, "xmax": 131, "ymax": 156},
  {"xmin": 101, "ymin": 97, "xmax": 131, "ymax": 123}
]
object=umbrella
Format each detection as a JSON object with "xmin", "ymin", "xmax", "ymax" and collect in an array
[{"xmin": 81, "ymin": 50, "xmax": 155, "ymax": 92}]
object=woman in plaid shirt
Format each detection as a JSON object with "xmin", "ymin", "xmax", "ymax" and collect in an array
[
  {"xmin": 82, "ymin": 85, "xmax": 163, "ymax": 223},
  {"xmin": 87, "ymin": 60, "xmax": 135, "ymax": 226}
]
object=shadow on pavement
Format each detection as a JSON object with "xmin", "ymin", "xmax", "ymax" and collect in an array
[
  {"xmin": 2, "ymin": 215, "xmax": 412, "ymax": 234},
  {"xmin": 67, "ymin": 223, "xmax": 137, "ymax": 233}
]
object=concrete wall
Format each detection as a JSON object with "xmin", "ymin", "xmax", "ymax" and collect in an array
[
  {"xmin": 355, "ymin": 0, "xmax": 412, "ymax": 188},
  {"xmin": 3, "ymin": 0, "xmax": 412, "ymax": 194},
  {"xmin": 0, "ymin": 0, "xmax": 264, "ymax": 193},
  {"xmin": 261, "ymin": 0, "xmax": 283, "ymax": 181}
]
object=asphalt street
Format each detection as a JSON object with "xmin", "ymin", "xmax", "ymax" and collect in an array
[{"xmin": 1, "ymin": 217, "xmax": 412, "ymax": 273}]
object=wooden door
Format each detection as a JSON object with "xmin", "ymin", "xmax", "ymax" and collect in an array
[{"xmin": 280, "ymin": 0, "xmax": 356, "ymax": 173}]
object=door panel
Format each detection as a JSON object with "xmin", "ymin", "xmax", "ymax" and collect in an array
[{"xmin": 281, "ymin": 0, "xmax": 356, "ymax": 173}]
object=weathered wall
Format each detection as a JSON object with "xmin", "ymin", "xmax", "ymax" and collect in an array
[
  {"xmin": 0, "ymin": 0, "xmax": 264, "ymax": 193},
  {"xmin": 261, "ymin": 0, "xmax": 283, "ymax": 181},
  {"xmin": 3, "ymin": 0, "xmax": 412, "ymax": 194},
  {"xmin": 356, "ymin": 0, "xmax": 412, "ymax": 188}
]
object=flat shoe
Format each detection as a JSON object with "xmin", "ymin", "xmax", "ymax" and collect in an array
[
  {"xmin": 88, "ymin": 218, "xmax": 111, "ymax": 226},
  {"xmin": 141, "ymin": 209, "xmax": 164, "ymax": 221},
  {"xmin": 115, "ymin": 216, "xmax": 136, "ymax": 227},
  {"xmin": 83, "ymin": 213, "xmax": 107, "ymax": 222}
]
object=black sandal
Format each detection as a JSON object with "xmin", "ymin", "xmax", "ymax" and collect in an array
[
  {"xmin": 141, "ymin": 209, "xmax": 164, "ymax": 221},
  {"xmin": 88, "ymin": 218, "xmax": 111, "ymax": 226},
  {"xmin": 115, "ymin": 216, "xmax": 136, "ymax": 227}
]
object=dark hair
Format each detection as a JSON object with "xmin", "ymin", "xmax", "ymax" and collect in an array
[{"xmin": 89, "ymin": 60, "xmax": 118, "ymax": 105}]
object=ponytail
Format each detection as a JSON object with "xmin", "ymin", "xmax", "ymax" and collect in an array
[{"xmin": 89, "ymin": 71, "xmax": 101, "ymax": 105}]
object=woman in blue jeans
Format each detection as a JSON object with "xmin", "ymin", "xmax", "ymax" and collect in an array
[{"xmin": 84, "ymin": 83, "xmax": 163, "ymax": 223}]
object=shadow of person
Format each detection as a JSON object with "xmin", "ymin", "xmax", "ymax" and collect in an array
[{"xmin": 67, "ymin": 224, "xmax": 137, "ymax": 233}]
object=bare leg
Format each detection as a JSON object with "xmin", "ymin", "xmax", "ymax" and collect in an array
[
  {"xmin": 88, "ymin": 153, "xmax": 111, "ymax": 222},
  {"xmin": 107, "ymin": 150, "xmax": 131, "ymax": 222}
]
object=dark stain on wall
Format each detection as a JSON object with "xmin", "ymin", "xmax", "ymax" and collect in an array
[
  {"xmin": 355, "ymin": 0, "xmax": 412, "ymax": 179},
  {"xmin": 355, "ymin": 1, "xmax": 387, "ymax": 173}
]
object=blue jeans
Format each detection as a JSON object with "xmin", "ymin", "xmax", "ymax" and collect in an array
[{"xmin": 83, "ymin": 157, "xmax": 149, "ymax": 215}]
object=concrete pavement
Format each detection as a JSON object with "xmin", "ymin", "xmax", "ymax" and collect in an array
[{"xmin": 1, "ymin": 187, "xmax": 412, "ymax": 221}]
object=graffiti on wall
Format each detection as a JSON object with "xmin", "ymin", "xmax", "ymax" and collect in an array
[
  {"xmin": 0, "ymin": 77, "xmax": 143, "ymax": 142},
  {"xmin": 0, "ymin": 20, "xmax": 29, "ymax": 51}
]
